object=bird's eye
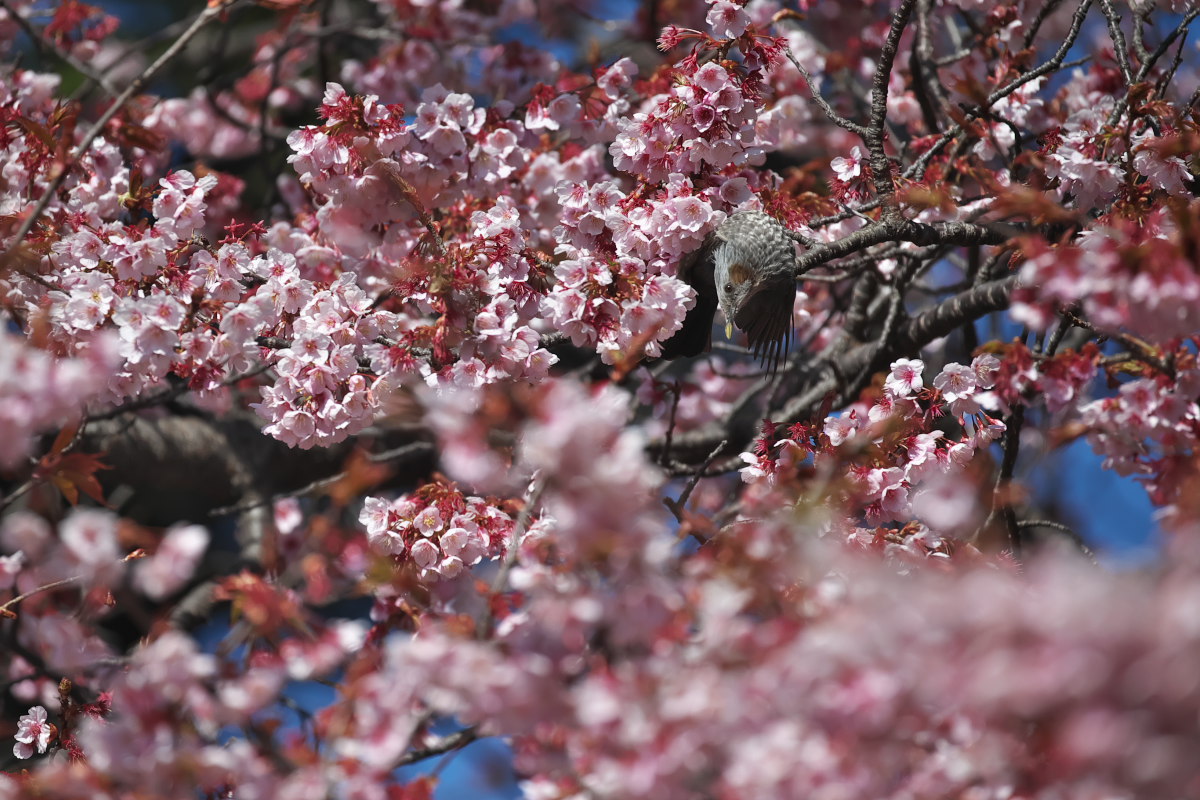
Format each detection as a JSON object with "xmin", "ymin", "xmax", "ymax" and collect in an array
[{"xmin": 723, "ymin": 283, "xmax": 733, "ymax": 293}]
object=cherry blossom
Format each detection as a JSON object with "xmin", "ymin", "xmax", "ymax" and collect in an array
[
  {"xmin": 831, "ymin": 145, "xmax": 873, "ymax": 201},
  {"xmin": 12, "ymin": 706, "xmax": 51, "ymax": 759},
  {"xmin": 133, "ymin": 525, "xmax": 210, "ymax": 600},
  {"xmin": 706, "ymin": 0, "xmax": 750, "ymax": 40},
  {"xmin": 884, "ymin": 358, "xmax": 924, "ymax": 398}
]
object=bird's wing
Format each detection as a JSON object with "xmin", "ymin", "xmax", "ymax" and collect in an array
[
  {"xmin": 659, "ymin": 236, "xmax": 717, "ymax": 359},
  {"xmin": 734, "ymin": 278, "xmax": 796, "ymax": 374}
]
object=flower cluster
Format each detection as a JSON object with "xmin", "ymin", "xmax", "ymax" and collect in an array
[
  {"xmin": 431, "ymin": 197, "xmax": 558, "ymax": 389},
  {"xmin": 740, "ymin": 355, "xmax": 1006, "ymax": 526},
  {"xmin": 1014, "ymin": 209, "xmax": 1200, "ymax": 343},
  {"xmin": 251, "ymin": 267, "xmax": 383, "ymax": 449},
  {"xmin": 14, "ymin": 159, "xmax": 263, "ymax": 411},
  {"xmin": 831, "ymin": 145, "xmax": 873, "ymax": 202},
  {"xmin": 360, "ymin": 480, "xmax": 514, "ymax": 581},
  {"xmin": 525, "ymin": 543, "xmax": 1200, "ymax": 799},
  {"xmin": 611, "ymin": 60, "xmax": 763, "ymax": 184},
  {"xmin": 1082, "ymin": 364, "xmax": 1200, "ymax": 518},
  {"xmin": 514, "ymin": 379, "xmax": 667, "ymax": 565}
]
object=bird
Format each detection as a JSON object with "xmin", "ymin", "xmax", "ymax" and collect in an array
[{"xmin": 660, "ymin": 210, "xmax": 798, "ymax": 373}]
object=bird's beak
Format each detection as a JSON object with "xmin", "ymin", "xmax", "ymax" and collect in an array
[{"xmin": 724, "ymin": 321, "xmax": 733, "ymax": 339}]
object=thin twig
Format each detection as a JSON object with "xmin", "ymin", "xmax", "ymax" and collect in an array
[
  {"xmin": 0, "ymin": 551, "xmax": 144, "ymax": 617},
  {"xmin": 87, "ymin": 362, "xmax": 274, "ymax": 422},
  {"xmin": 1130, "ymin": 4, "xmax": 1150, "ymax": 63},
  {"xmin": 395, "ymin": 727, "xmax": 480, "ymax": 767},
  {"xmin": 69, "ymin": 13, "xmax": 196, "ymax": 102},
  {"xmin": 207, "ymin": 441, "xmax": 435, "ymax": 517},
  {"xmin": 904, "ymin": 0, "xmax": 1094, "ymax": 183},
  {"xmin": 664, "ymin": 439, "xmax": 728, "ymax": 521},
  {"xmin": 911, "ymin": 0, "xmax": 950, "ymax": 134},
  {"xmin": 0, "ymin": 478, "xmax": 34, "ymax": 514},
  {"xmin": 1097, "ymin": 0, "xmax": 1134, "ymax": 86},
  {"xmin": 1023, "ymin": 0, "xmax": 1067, "ymax": 50},
  {"xmin": 1017, "ymin": 519, "xmax": 1096, "ymax": 560},
  {"xmin": 0, "ymin": 0, "xmax": 119, "ymax": 96},
  {"xmin": 1062, "ymin": 309, "xmax": 1172, "ymax": 375},
  {"xmin": 982, "ymin": 404, "xmax": 1026, "ymax": 556},
  {"xmin": 476, "ymin": 474, "xmax": 546, "ymax": 637},
  {"xmin": 490, "ymin": 475, "xmax": 544, "ymax": 594},
  {"xmin": 781, "ymin": 43, "xmax": 868, "ymax": 137},
  {"xmin": 659, "ymin": 380, "xmax": 682, "ymax": 467}
]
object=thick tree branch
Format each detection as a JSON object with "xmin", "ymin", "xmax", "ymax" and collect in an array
[
  {"xmin": 893, "ymin": 274, "xmax": 1018, "ymax": 351},
  {"xmin": 795, "ymin": 219, "xmax": 1014, "ymax": 277}
]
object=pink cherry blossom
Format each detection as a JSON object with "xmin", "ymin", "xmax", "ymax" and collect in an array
[
  {"xmin": 134, "ymin": 525, "xmax": 210, "ymax": 600},
  {"xmin": 414, "ymin": 506, "xmax": 443, "ymax": 537},
  {"xmin": 706, "ymin": 0, "xmax": 750, "ymax": 39},
  {"xmin": 934, "ymin": 363, "xmax": 980, "ymax": 416},
  {"xmin": 13, "ymin": 705, "xmax": 51, "ymax": 759},
  {"xmin": 885, "ymin": 358, "xmax": 925, "ymax": 398}
]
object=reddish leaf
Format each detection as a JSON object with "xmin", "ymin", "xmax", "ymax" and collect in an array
[{"xmin": 43, "ymin": 452, "xmax": 111, "ymax": 506}]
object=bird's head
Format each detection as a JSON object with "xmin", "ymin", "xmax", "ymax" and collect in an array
[{"xmin": 714, "ymin": 249, "xmax": 759, "ymax": 339}]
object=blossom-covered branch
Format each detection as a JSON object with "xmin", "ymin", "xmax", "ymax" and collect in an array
[{"xmin": 2, "ymin": 0, "xmax": 1200, "ymax": 797}]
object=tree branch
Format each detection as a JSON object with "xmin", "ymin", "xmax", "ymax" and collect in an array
[
  {"xmin": 0, "ymin": 0, "xmax": 119, "ymax": 96},
  {"xmin": 867, "ymin": 0, "xmax": 919, "ymax": 215}
]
